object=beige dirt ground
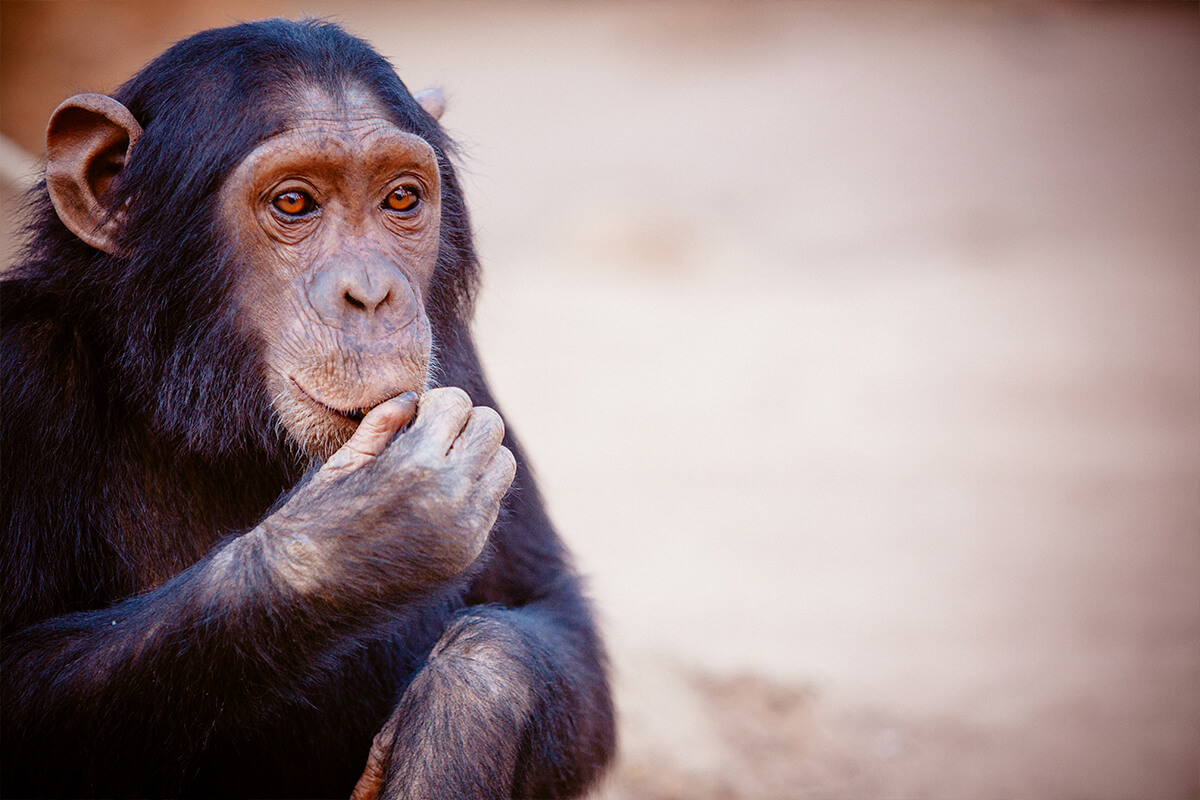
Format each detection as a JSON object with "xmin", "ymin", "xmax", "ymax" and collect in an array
[{"xmin": 3, "ymin": 3, "xmax": 1198, "ymax": 798}]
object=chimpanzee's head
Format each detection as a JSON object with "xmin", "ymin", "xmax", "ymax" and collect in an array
[{"xmin": 39, "ymin": 18, "xmax": 478, "ymax": 461}]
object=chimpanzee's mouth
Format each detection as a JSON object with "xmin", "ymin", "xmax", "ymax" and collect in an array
[
  {"xmin": 322, "ymin": 399, "xmax": 378, "ymax": 424},
  {"xmin": 290, "ymin": 378, "xmax": 383, "ymax": 424}
]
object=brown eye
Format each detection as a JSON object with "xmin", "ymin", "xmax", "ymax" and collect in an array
[
  {"xmin": 384, "ymin": 186, "xmax": 420, "ymax": 213},
  {"xmin": 272, "ymin": 190, "xmax": 316, "ymax": 217}
]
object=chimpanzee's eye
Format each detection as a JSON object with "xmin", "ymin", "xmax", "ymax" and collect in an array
[
  {"xmin": 272, "ymin": 190, "xmax": 316, "ymax": 217},
  {"xmin": 384, "ymin": 186, "xmax": 420, "ymax": 213}
]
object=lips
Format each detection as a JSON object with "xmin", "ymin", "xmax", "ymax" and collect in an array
[{"xmin": 291, "ymin": 378, "xmax": 386, "ymax": 423}]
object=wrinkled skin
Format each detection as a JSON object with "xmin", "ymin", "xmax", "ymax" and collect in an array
[
  {"xmin": 264, "ymin": 389, "xmax": 516, "ymax": 608},
  {"xmin": 221, "ymin": 89, "xmax": 445, "ymax": 461}
]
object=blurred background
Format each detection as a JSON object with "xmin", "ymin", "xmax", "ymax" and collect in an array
[{"xmin": 3, "ymin": 2, "xmax": 1198, "ymax": 797}]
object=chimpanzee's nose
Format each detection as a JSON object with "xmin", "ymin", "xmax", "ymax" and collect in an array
[
  {"xmin": 308, "ymin": 252, "xmax": 409, "ymax": 328},
  {"xmin": 341, "ymin": 274, "xmax": 391, "ymax": 314}
]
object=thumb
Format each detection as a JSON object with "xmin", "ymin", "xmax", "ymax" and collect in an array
[{"xmin": 323, "ymin": 393, "xmax": 418, "ymax": 472}]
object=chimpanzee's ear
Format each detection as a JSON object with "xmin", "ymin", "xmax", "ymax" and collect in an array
[
  {"xmin": 45, "ymin": 93, "xmax": 143, "ymax": 254},
  {"xmin": 414, "ymin": 88, "xmax": 446, "ymax": 122}
]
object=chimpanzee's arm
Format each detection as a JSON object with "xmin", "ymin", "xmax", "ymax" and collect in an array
[
  {"xmin": 2, "ymin": 531, "xmax": 344, "ymax": 793},
  {"xmin": 2, "ymin": 389, "xmax": 516, "ymax": 795}
]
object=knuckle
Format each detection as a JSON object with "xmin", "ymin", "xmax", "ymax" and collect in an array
[
  {"xmin": 497, "ymin": 446, "xmax": 517, "ymax": 479},
  {"xmin": 468, "ymin": 407, "xmax": 505, "ymax": 446},
  {"xmin": 473, "ymin": 404, "xmax": 501, "ymax": 425},
  {"xmin": 475, "ymin": 405, "xmax": 504, "ymax": 432},
  {"xmin": 429, "ymin": 386, "xmax": 471, "ymax": 412}
]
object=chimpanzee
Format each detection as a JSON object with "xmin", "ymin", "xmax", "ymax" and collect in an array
[{"xmin": 1, "ymin": 18, "xmax": 614, "ymax": 799}]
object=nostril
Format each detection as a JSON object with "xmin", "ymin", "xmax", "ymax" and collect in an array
[{"xmin": 344, "ymin": 291, "xmax": 366, "ymax": 310}]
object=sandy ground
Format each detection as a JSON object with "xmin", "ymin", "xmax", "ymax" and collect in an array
[{"xmin": 3, "ymin": 3, "xmax": 1199, "ymax": 798}]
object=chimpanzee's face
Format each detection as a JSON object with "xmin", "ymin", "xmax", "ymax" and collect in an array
[{"xmin": 219, "ymin": 88, "xmax": 443, "ymax": 459}]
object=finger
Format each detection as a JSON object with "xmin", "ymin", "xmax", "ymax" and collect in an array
[
  {"xmin": 323, "ymin": 393, "xmax": 418, "ymax": 472},
  {"xmin": 472, "ymin": 446, "xmax": 518, "ymax": 534},
  {"xmin": 348, "ymin": 753, "xmax": 384, "ymax": 800},
  {"xmin": 480, "ymin": 445, "xmax": 517, "ymax": 501},
  {"xmin": 346, "ymin": 393, "xmax": 419, "ymax": 456},
  {"xmin": 449, "ymin": 406, "xmax": 506, "ymax": 465},
  {"xmin": 406, "ymin": 387, "xmax": 473, "ymax": 455}
]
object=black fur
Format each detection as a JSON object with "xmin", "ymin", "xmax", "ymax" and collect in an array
[{"xmin": 1, "ymin": 18, "xmax": 614, "ymax": 798}]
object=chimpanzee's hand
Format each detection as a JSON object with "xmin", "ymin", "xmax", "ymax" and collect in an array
[{"xmin": 260, "ymin": 387, "xmax": 517, "ymax": 602}]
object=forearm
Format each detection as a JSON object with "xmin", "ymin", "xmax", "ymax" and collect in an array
[{"xmin": 1, "ymin": 528, "xmax": 355, "ymax": 788}]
